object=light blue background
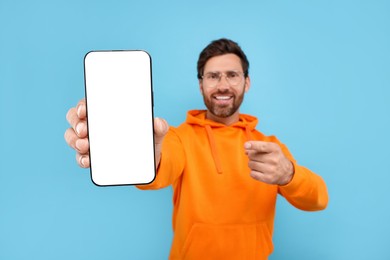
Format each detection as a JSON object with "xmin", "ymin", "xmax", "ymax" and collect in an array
[{"xmin": 1, "ymin": 0, "xmax": 389, "ymax": 259}]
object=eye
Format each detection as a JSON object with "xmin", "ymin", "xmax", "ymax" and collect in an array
[
  {"xmin": 226, "ymin": 71, "xmax": 239, "ymax": 79},
  {"xmin": 205, "ymin": 72, "xmax": 220, "ymax": 80}
]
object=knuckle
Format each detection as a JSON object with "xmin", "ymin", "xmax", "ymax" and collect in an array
[
  {"xmin": 248, "ymin": 160, "xmax": 258, "ymax": 171},
  {"xmin": 262, "ymin": 175, "xmax": 271, "ymax": 184},
  {"xmin": 249, "ymin": 171, "xmax": 260, "ymax": 180},
  {"xmin": 64, "ymin": 128, "xmax": 76, "ymax": 144},
  {"xmin": 270, "ymin": 157, "xmax": 278, "ymax": 166},
  {"xmin": 77, "ymin": 138, "xmax": 90, "ymax": 153},
  {"xmin": 246, "ymin": 151, "xmax": 255, "ymax": 159},
  {"xmin": 66, "ymin": 108, "xmax": 75, "ymax": 123},
  {"xmin": 264, "ymin": 174, "xmax": 277, "ymax": 185},
  {"xmin": 247, "ymin": 160, "xmax": 253, "ymax": 168},
  {"xmin": 64, "ymin": 129, "xmax": 70, "ymax": 141}
]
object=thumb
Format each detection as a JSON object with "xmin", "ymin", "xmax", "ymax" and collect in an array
[{"xmin": 154, "ymin": 117, "xmax": 169, "ymax": 141}]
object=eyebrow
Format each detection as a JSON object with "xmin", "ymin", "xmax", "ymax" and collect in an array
[{"xmin": 204, "ymin": 70, "xmax": 241, "ymax": 74}]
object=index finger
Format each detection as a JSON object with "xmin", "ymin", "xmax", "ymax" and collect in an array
[
  {"xmin": 244, "ymin": 141, "xmax": 275, "ymax": 153},
  {"xmin": 76, "ymin": 98, "xmax": 86, "ymax": 119}
]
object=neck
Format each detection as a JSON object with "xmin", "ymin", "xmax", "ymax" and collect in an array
[{"xmin": 206, "ymin": 110, "xmax": 240, "ymax": 126}]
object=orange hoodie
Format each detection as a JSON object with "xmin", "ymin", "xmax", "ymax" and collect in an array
[{"xmin": 138, "ymin": 110, "xmax": 328, "ymax": 260}]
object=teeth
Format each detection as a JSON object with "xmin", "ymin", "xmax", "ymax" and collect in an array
[{"xmin": 215, "ymin": 96, "xmax": 231, "ymax": 100}]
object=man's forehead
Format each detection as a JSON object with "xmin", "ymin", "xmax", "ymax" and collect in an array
[{"xmin": 203, "ymin": 54, "xmax": 242, "ymax": 72}]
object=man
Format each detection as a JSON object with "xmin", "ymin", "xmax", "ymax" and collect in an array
[{"xmin": 65, "ymin": 38, "xmax": 328, "ymax": 259}]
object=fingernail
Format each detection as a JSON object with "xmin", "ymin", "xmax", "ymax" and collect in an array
[
  {"xmin": 75, "ymin": 122, "xmax": 83, "ymax": 136},
  {"xmin": 244, "ymin": 142, "xmax": 251, "ymax": 149},
  {"xmin": 75, "ymin": 139, "xmax": 82, "ymax": 151},
  {"xmin": 77, "ymin": 104, "xmax": 82, "ymax": 117},
  {"xmin": 79, "ymin": 155, "xmax": 85, "ymax": 167}
]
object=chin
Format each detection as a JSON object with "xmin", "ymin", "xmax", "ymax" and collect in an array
[{"xmin": 211, "ymin": 106, "xmax": 237, "ymax": 118}]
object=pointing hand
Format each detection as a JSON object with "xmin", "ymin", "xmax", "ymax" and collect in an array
[{"xmin": 244, "ymin": 141, "xmax": 294, "ymax": 185}]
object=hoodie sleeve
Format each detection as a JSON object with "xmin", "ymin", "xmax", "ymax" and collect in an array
[
  {"xmin": 137, "ymin": 127, "xmax": 186, "ymax": 190},
  {"xmin": 277, "ymin": 142, "xmax": 329, "ymax": 211}
]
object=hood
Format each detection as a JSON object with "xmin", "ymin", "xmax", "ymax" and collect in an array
[
  {"xmin": 185, "ymin": 110, "xmax": 259, "ymax": 174},
  {"xmin": 186, "ymin": 110, "xmax": 258, "ymax": 129}
]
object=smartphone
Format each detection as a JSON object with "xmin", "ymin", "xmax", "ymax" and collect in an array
[{"xmin": 84, "ymin": 50, "xmax": 155, "ymax": 186}]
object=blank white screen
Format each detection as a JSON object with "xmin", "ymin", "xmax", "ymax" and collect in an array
[{"xmin": 84, "ymin": 50, "xmax": 155, "ymax": 186}]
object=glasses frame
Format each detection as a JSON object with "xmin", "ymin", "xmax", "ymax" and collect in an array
[{"xmin": 201, "ymin": 70, "xmax": 245, "ymax": 88}]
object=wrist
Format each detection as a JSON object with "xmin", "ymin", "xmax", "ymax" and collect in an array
[{"xmin": 279, "ymin": 160, "xmax": 295, "ymax": 186}]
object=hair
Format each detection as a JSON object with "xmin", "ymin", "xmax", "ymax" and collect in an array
[{"xmin": 197, "ymin": 38, "xmax": 249, "ymax": 79}]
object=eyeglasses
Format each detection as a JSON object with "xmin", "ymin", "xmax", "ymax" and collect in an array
[{"xmin": 202, "ymin": 71, "xmax": 244, "ymax": 88}]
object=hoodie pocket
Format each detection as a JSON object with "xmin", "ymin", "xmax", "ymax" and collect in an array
[{"xmin": 181, "ymin": 222, "xmax": 273, "ymax": 260}]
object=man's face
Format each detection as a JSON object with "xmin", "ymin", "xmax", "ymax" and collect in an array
[{"xmin": 200, "ymin": 54, "xmax": 250, "ymax": 121}]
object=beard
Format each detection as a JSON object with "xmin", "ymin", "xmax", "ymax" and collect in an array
[{"xmin": 202, "ymin": 87, "xmax": 245, "ymax": 118}]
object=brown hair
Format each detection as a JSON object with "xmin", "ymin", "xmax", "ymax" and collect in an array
[{"xmin": 197, "ymin": 38, "xmax": 249, "ymax": 79}]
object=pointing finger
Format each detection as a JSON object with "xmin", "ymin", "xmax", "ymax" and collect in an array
[{"xmin": 244, "ymin": 141, "xmax": 275, "ymax": 153}]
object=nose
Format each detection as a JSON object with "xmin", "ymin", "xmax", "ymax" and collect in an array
[{"xmin": 216, "ymin": 74, "xmax": 230, "ymax": 90}]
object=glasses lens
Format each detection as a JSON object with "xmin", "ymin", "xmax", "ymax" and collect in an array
[
  {"xmin": 203, "ymin": 71, "xmax": 243, "ymax": 87},
  {"xmin": 226, "ymin": 71, "xmax": 241, "ymax": 85},
  {"xmin": 203, "ymin": 72, "xmax": 220, "ymax": 87}
]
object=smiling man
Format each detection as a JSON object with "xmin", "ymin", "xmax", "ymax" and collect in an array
[
  {"xmin": 65, "ymin": 38, "xmax": 328, "ymax": 259},
  {"xmin": 200, "ymin": 53, "xmax": 249, "ymax": 124}
]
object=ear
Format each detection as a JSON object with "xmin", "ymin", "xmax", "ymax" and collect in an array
[
  {"xmin": 199, "ymin": 79, "xmax": 204, "ymax": 94},
  {"xmin": 244, "ymin": 76, "xmax": 251, "ymax": 93}
]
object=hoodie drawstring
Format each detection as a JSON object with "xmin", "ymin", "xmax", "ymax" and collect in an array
[
  {"xmin": 205, "ymin": 125, "xmax": 223, "ymax": 174},
  {"xmin": 245, "ymin": 125, "xmax": 253, "ymax": 141}
]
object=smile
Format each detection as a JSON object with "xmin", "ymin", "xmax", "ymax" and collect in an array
[{"xmin": 214, "ymin": 95, "xmax": 233, "ymax": 100}]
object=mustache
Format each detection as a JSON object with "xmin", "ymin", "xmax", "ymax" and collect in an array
[{"xmin": 212, "ymin": 89, "xmax": 234, "ymax": 95}]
